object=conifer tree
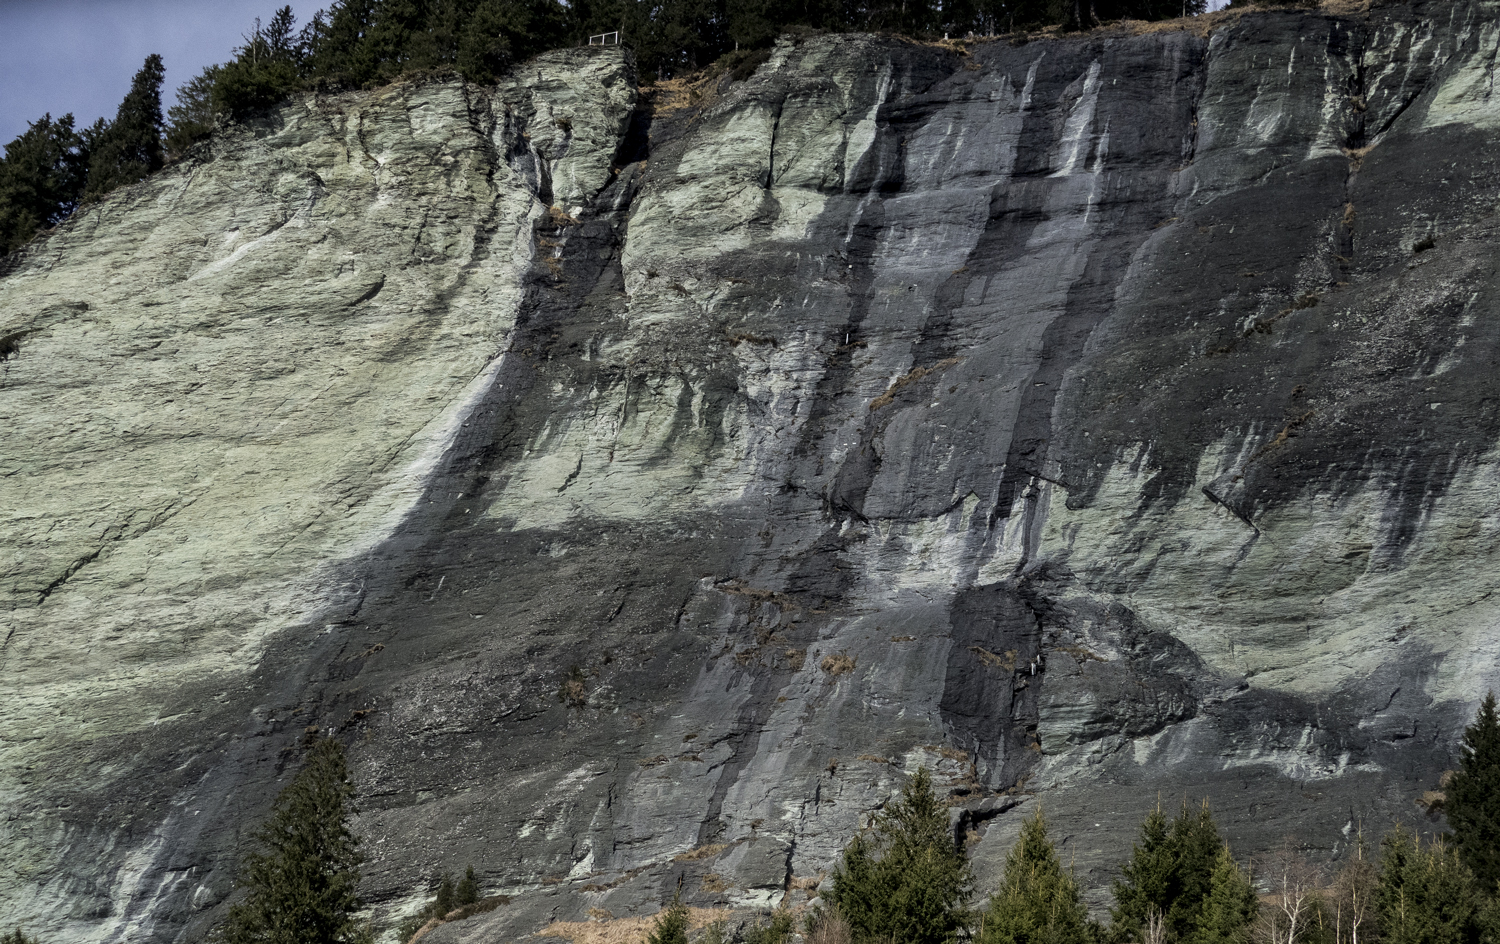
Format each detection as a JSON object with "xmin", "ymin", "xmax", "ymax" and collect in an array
[
  {"xmin": 0, "ymin": 113, "xmax": 87, "ymax": 255},
  {"xmin": 646, "ymin": 893, "xmax": 690, "ymax": 944},
  {"xmin": 164, "ymin": 65, "xmax": 224, "ymax": 158},
  {"xmin": 213, "ymin": 8, "xmax": 306, "ymax": 119},
  {"xmin": 1377, "ymin": 825, "xmax": 1483, "ymax": 944},
  {"xmin": 222, "ymin": 736, "xmax": 367, "ymax": 944},
  {"xmin": 1111, "ymin": 800, "xmax": 1228, "ymax": 944},
  {"xmin": 826, "ymin": 767, "xmax": 971, "ymax": 944},
  {"xmin": 980, "ymin": 806, "xmax": 1092, "ymax": 944},
  {"xmin": 456, "ymin": 865, "xmax": 480, "ymax": 907},
  {"xmin": 1447, "ymin": 692, "xmax": 1500, "ymax": 891},
  {"xmin": 1194, "ymin": 846, "xmax": 1258, "ymax": 944},
  {"xmin": 82, "ymin": 54, "xmax": 166, "ymax": 202}
]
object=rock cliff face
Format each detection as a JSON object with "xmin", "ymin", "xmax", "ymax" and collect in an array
[{"xmin": 4, "ymin": 5, "xmax": 1500, "ymax": 941}]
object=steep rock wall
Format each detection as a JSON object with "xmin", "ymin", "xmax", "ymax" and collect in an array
[{"xmin": 3, "ymin": 5, "xmax": 1500, "ymax": 941}]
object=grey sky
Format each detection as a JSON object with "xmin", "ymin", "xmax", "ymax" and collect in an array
[{"xmin": 0, "ymin": 0, "xmax": 315, "ymax": 146}]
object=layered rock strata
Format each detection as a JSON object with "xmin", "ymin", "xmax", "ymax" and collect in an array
[{"xmin": 3, "ymin": 5, "xmax": 1500, "ymax": 941}]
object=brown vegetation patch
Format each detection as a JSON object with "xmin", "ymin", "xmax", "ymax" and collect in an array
[
  {"xmin": 820, "ymin": 652, "xmax": 857, "ymax": 676},
  {"xmin": 539, "ymin": 908, "xmax": 730, "ymax": 944},
  {"xmin": 408, "ymin": 896, "xmax": 509, "ymax": 943},
  {"xmin": 968, "ymin": 646, "xmax": 1017, "ymax": 671},
  {"xmin": 1053, "ymin": 644, "xmax": 1108, "ymax": 663},
  {"xmin": 869, "ymin": 358, "xmax": 963, "ymax": 411},
  {"xmin": 1250, "ymin": 410, "xmax": 1315, "ymax": 462},
  {"xmin": 674, "ymin": 842, "xmax": 729, "ymax": 862},
  {"xmin": 1110, "ymin": 7, "xmax": 1244, "ymax": 37}
]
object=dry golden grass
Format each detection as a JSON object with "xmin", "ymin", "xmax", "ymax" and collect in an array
[
  {"xmin": 539, "ymin": 907, "xmax": 730, "ymax": 944},
  {"xmin": 1108, "ymin": 7, "xmax": 1244, "ymax": 37},
  {"xmin": 869, "ymin": 357, "xmax": 963, "ymax": 411},
  {"xmin": 968, "ymin": 646, "xmax": 1017, "ymax": 671},
  {"xmin": 820, "ymin": 652, "xmax": 857, "ymax": 676},
  {"xmin": 673, "ymin": 843, "xmax": 729, "ymax": 862}
]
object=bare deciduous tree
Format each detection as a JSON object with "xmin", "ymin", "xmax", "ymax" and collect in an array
[
  {"xmin": 1254, "ymin": 840, "xmax": 1322, "ymax": 944},
  {"xmin": 1329, "ymin": 834, "xmax": 1377, "ymax": 944},
  {"xmin": 1143, "ymin": 906, "xmax": 1170, "ymax": 944}
]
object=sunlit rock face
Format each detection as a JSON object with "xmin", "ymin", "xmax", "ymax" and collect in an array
[{"xmin": 4, "ymin": 5, "xmax": 1500, "ymax": 940}]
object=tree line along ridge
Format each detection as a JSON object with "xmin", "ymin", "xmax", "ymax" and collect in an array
[{"xmin": 0, "ymin": 0, "xmax": 1217, "ymax": 259}]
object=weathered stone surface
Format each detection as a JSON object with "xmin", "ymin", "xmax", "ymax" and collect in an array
[{"xmin": 4, "ymin": 5, "xmax": 1500, "ymax": 942}]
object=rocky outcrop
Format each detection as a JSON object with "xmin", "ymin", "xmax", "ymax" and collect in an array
[{"xmin": 4, "ymin": 4, "xmax": 1500, "ymax": 941}]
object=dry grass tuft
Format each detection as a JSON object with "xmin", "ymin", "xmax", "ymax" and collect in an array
[
  {"xmin": 674, "ymin": 843, "xmax": 729, "ymax": 862},
  {"xmin": 805, "ymin": 906, "xmax": 853, "ymax": 944},
  {"xmin": 1112, "ymin": 7, "xmax": 1243, "ymax": 37},
  {"xmin": 1054, "ymin": 644, "xmax": 1108, "ymax": 663},
  {"xmin": 820, "ymin": 652, "xmax": 857, "ymax": 677},
  {"xmin": 968, "ymin": 646, "xmax": 1017, "ymax": 671},
  {"xmin": 869, "ymin": 357, "xmax": 963, "ymax": 411},
  {"xmin": 539, "ymin": 907, "xmax": 729, "ymax": 944}
]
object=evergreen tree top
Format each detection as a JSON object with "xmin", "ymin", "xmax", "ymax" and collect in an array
[{"xmin": 1446, "ymin": 690, "xmax": 1500, "ymax": 891}]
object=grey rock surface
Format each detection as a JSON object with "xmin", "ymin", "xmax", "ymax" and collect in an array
[{"xmin": 3, "ymin": 5, "xmax": 1500, "ymax": 941}]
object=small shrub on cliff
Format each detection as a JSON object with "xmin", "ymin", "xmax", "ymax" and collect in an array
[
  {"xmin": 824, "ymin": 766, "xmax": 971, "ymax": 944},
  {"xmin": 3, "ymin": 929, "xmax": 39, "ymax": 944},
  {"xmin": 744, "ymin": 910, "xmax": 795, "ymax": 944},
  {"xmin": 221, "ymin": 735, "xmax": 368, "ymax": 944},
  {"xmin": 396, "ymin": 865, "xmax": 482, "ymax": 941}
]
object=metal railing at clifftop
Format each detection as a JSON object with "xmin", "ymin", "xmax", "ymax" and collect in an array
[{"xmin": 588, "ymin": 31, "xmax": 620, "ymax": 45}]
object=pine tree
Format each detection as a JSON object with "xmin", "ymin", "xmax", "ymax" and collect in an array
[
  {"xmin": 456, "ymin": 865, "xmax": 480, "ymax": 907},
  {"xmin": 646, "ymin": 893, "xmax": 690, "ymax": 944},
  {"xmin": 826, "ymin": 767, "xmax": 971, "ymax": 944},
  {"xmin": 164, "ymin": 65, "xmax": 224, "ymax": 158},
  {"xmin": 0, "ymin": 113, "xmax": 88, "ymax": 255},
  {"xmin": 82, "ymin": 54, "xmax": 166, "ymax": 202},
  {"xmin": 980, "ymin": 806, "xmax": 1092, "ymax": 944},
  {"xmin": 1447, "ymin": 692, "xmax": 1500, "ymax": 892},
  {"xmin": 213, "ymin": 9, "xmax": 306, "ymax": 118},
  {"xmin": 1111, "ymin": 800, "xmax": 1229, "ymax": 944},
  {"xmin": 222, "ymin": 736, "xmax": 367, "ymax": 944},
  {"xmin": 1111, "ymin": 804, "xmax": 1175, "ymax": 942},
  {"xmin": 1193, "ymin": 846, "xmax": 1257, "ymax": 944},
  {"xmin": 1378, "ymin": 826, "xmax": 1483, "ymax": 944}
]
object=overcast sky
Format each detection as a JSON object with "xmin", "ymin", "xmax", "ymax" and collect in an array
[{"xmin": 0, "ymin": 0, "xmax": 315, "ymax": 146}]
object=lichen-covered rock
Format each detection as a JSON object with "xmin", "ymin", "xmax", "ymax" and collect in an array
[{"xmin": 4, "ymin": 6, "xmax": 1500, "ymax": 942}]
